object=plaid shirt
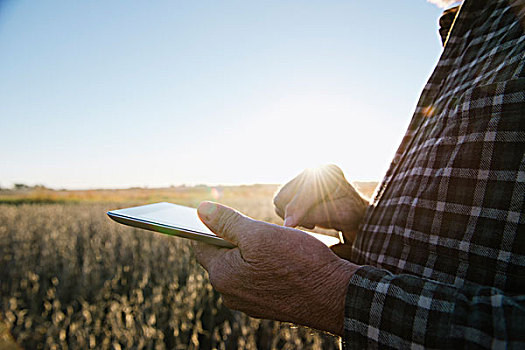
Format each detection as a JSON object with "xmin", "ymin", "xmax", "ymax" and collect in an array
[{"xmin": 345, "ymin": 0, "xmax": 525, "ymax": 348}]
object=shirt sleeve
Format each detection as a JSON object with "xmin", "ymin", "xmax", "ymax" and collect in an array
[{"xmin": 343, "ymin": 266, "xmax": 525, "ymax": 349}]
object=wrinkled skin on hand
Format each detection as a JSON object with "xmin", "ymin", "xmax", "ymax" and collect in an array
[
  {"xmin": 273, "ymin": 165, "xmax": 369, "ymax": 250},
  {"xmin": 193, "ymin": 202, "xmax": 358, "ymax": 336}
]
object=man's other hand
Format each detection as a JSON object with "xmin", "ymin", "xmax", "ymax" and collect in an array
[
  {"xmin": 193, "ymin": 201, "xmax": 358, "ymax": 336},
  {"xmin": 273, "ymin": 165, "xmax": 369, "ymax": 247}
]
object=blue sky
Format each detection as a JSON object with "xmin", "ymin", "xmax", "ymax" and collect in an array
[{"xmin": 0, "ymin": 0, "xmax": 447, "ymax": 189}]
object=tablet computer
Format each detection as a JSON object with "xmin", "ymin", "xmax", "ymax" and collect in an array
[{"xmin": 107, "ymin": 202, "xmax": 341, "ymax": 248}]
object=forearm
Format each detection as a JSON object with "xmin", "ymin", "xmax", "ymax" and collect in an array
[{"xmin": 294, "ymin": 258, "xmax": 360, "ymax": 336}]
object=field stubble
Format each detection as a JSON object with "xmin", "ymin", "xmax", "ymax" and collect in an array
[{"xmin": 0, "ymin": 183, "xmax": 376, "ymax": 349}]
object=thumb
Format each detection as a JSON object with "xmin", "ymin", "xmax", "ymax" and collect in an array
[{"xmin": 197, "ymin": 201, "xmax": 246, "ymax": 246}]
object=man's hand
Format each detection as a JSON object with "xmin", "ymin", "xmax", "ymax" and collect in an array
[
  {"xmin": 273, "ymin": 165, "xmax": 369, "ymax": 247},
  {"xmin": 193, "ymin": 201, "xmax": 359, "ymax": 336}
]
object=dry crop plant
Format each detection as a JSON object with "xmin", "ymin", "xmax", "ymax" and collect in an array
[{"xmin": 0, "ymin": 202, "xmax": 340, "ymax": 349}]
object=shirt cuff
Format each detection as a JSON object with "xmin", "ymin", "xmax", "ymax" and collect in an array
[{"xmin": 343, "ymin": 266, "xmax": 456, "ymax": 349}]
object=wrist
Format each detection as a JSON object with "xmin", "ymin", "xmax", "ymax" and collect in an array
[
  {"xmin": 303, "ymin": 258, "xmax": 360, "ymax": 336},
  {"xmin": 326, "ymin": 259, "xmax": 360, "ymax": 336}
]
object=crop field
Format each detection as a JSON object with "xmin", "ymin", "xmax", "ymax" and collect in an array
[{"xmin": 0, "ymin": 183, "xmax": 377, "ymax": 349}]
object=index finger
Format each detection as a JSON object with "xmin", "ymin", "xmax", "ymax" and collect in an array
[
  {"xmin": 273, "ymin": 173, "xmax": 304, "ymax": 216},
  {"xmin": 283, "ymin": 184, "xmax": 320, "ymax": 226},
  {"xmin": 283, "ymin": 166, "xmax": 346, "ymax": 226},
  {"xmin": 193, "ymin": 241, "xmax": 226, "ymax": 272}
]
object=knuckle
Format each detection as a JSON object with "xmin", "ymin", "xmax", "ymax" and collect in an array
[
  {"xmin": 324, "ymin": 164, "xmax": 346, "ymax": 184},
  {"xmin": 218, "ymin": 210, "xmax": 242, "ymax": 234},
  {"xmin": 209, "ymin": 270, "xmax": 227, "ymax": 293},
  {"xmin": 274, "ymin": 184, "xmax": 293, "ymax": 207},
  {"xmin": 326, "ymin": 163, "xmax": 342, "ymax": 174},
  {"xmin": 193, "ymin": 249, "xmax": 206, "ymax": 265},
  {"xmin": 274, "ymin": 206, "xmax": 284, "ymax": 219},
  {"xmin": 193, "ymin": 249, "xmax": 203, "ymax": 263},
  {"xmin": 273, "ymin": 193, "xmax": 283, "ymax": 210},
  {"xmin": 273, "ymin": 188, "xmax": 283, "ymax": 204}
]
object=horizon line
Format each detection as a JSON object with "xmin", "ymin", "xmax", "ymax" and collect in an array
[{"xmin": 1, "ymin": 180, "xmax": 380, "ymax": 192}]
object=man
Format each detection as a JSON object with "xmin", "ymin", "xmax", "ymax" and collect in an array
[{"xmin": 194, "ymin": 0, "xmax": 525, "ymax": 348}]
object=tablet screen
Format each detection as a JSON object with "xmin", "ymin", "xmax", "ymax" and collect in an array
[{"xmin": 110, "ymin": 202, "xmax": 216, "ymax": 236}]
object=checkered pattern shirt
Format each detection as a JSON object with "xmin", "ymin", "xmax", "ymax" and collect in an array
[{"xmin": 344, "ymin": 0, "xmax": 525, "ymax": 348}]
